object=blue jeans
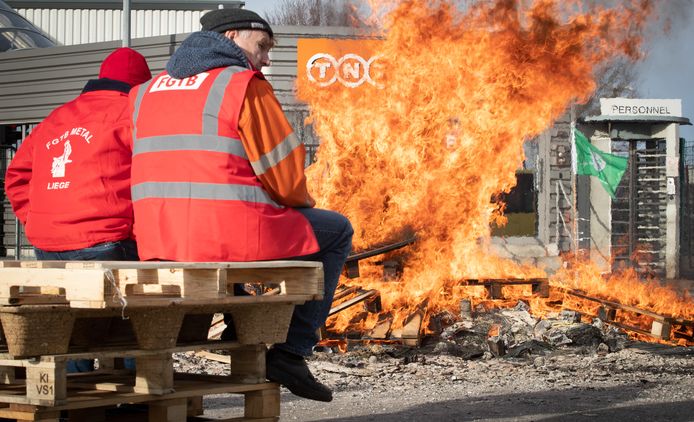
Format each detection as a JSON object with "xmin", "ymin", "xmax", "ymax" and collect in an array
[
  {"xmin": 35, "ymin": 239, "xmax": 139, "ymax": 372},
  {"xmin": 34, "ymin": 239, "xmax": 139, "ymax": 261},
  {"xmin": 274, "ymin": 208, "xmax": 353, "ymax": 357}
]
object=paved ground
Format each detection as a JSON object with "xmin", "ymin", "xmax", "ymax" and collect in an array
[{"xmin": 196, "ymin": 342, "xmax": 694, "ymax": 422}]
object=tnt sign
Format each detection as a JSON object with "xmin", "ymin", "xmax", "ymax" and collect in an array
[{"xmin": 298, "ymin": 39, "xmax": 383, "ymax": 89}]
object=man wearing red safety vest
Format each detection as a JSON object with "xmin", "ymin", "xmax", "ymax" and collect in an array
[{"xmin": 129, "ymin": 9, "xmax": 353, "ymax": 402}]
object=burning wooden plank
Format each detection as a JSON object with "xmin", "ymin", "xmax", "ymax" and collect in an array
[
  {"xmin": 559, "ymin": 287, "xmax": 694, "ymax": 342},
  {"xmin": 344, "ymin": 261, "xmax": 361, "ymax": 279},
  {"xmin": 382, "ymin": 260, "xmax": 401, "ymax": 281},
  {"xmin": 368, "ymin": 315, "xmax": 393, "ymax": 339},
  {"xmin": 459, "ymin": 299, "xmax": 473, "ymax": 318},
  {"xmin": 343, "ymin": 237, "xmax": 416, "ymax": 279},
  {"xmin": 328, "ymin": 289, "xmax": 380, "ymax": 317},
  {"xmin": 401, "ymin": 309, "xmax": 425, "ymax": 347},
  {"xmin": 332, "ymin": 285, "xmax": 360, "ymax": 302},
  {"xmin": 650, "ymin": 320, "xmax": 673, "ymax": 340}
]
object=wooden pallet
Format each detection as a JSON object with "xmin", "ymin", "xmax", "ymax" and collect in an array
[
  {"xmin": 0, "ymin": 342, "xmax": 266, "ymax": 406},
  {"xmin": 560, "ymin": 287, "xmax": 694, "ymax": 341},
  {"xmin": 0, "ymin": 261, "xmax": 323, "ymax": 357},
  {"xmin": 0, "ymin": 261, "xmax": 323, "ymax": 308},
  {"xmin": 463, "ymin": 278, "xmax": 550, "ymax": 299},
  {"xmin": 0, "ymin": 344, "xmax": 278, "ymax": 421}
]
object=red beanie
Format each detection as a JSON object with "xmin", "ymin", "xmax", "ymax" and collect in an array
[{"xmin": 99, "ymin": 47, "xmax": 152, "ymax": 87}]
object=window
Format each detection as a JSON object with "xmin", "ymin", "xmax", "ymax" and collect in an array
[
  {"xmin": 491, "ymin": 140, "xmax": 539, "ymax": 237},
  {"xmin": 0, "ymin": 1, "xmax": 54, "ymax": 51}
]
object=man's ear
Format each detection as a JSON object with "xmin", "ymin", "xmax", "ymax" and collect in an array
[{"xmin": 223, "ymin": 30, "xmax": 238, "ymax": 40}]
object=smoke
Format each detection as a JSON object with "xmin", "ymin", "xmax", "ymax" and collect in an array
[
  {"xmin": 655, "ymin": 0, "xmax": 694, "ymax": 32},
  {"xmin": 635, "ymin": 0, "xmax": 694, "ymax": 139}
]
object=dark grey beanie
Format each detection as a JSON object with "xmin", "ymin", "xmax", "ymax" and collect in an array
[{"xmin": 200, "ymin": 8, "xmax": 274, "ymax": 38}]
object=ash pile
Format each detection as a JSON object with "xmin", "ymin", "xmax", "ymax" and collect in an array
[{"xmin": 432, "ymin": 300, "xmax": 629, "ymax": 360}]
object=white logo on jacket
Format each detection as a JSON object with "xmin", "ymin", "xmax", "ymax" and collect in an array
[
  {"xmin": 150, "ymin": 73, "xmax": 209, "ymax": 92},
  {"xmin": 51, "ymin": 140, "xmax": 72, "ymax": 178}
]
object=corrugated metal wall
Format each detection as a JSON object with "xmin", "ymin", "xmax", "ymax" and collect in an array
[
  {"xmin": 0, "ymin": 26, "xmax": 359, "ymax": 124},
  {"xmin": 16, "ymin": 8, "xmax": 207, "ymax": 45}
]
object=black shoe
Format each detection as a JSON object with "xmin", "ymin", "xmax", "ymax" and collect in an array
[{"xmin": 266, "ymin": 348, "xmax": 333, "ymax": 402}]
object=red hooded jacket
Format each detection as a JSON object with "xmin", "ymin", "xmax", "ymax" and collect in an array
[{"xmin": 5, "ymin": 48, "xmax": 151, "ymax": 251}]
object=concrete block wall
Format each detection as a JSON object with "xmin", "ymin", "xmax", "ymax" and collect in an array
[
  {"xmin": 489, "ymin": 237, "xmax": 563, "ymax": 275},
  {"xmin": 547, "ymin": 112, "xmax": 575, "ymax": 252}
]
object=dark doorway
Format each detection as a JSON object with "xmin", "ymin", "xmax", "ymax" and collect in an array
[{"xmin": 491, "ymin": 171, "xmax": 538, "ymax": 237}]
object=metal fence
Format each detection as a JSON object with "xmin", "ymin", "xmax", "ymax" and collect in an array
[
  {"xmin": 1, "ymin": 124, "xmax": 34, "ymax": 259},
  {"xmin": 680, "ymin": 139, "xmax": 694, "ymax": 278}
]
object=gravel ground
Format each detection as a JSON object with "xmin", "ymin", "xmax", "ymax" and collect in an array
[{"xmin": 176, "ymin": 341, "xmax": 694, "ymax": 422}]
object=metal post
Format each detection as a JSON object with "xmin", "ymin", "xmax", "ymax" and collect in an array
[
  {"xmin": 628, "ymin": 142, "xmax": 637, "ymax": 260},
  {"xmin": 13, "ymin": 204, "xmax": 21, "ymax": 260},
  {"xmin": 13, "ymin": 125, "xmax": 26, "ymax": 260},
  {"xmin": 122, "ymin": 0, "xmax": 131, "ymax": 47}
]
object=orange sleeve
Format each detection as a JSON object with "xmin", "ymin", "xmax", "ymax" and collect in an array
[{"xmin": 238, "ymin": 77, "xmax": 315, "ymax": 208}]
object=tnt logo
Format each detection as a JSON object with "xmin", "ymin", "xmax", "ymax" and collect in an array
[
  {"xmin": 150, "ymin": 72, "xmax": 209, "ymax": 92},
  {"xmin": 306, "ymin": 53, "xmax": 382, "ymax": 88}
]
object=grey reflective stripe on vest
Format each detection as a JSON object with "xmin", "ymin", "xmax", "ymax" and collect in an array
[
  {"xmin": 131, "ymin": 79, "xmax": 153, "ymax": 141},
  {"xmin": 133, "ymin": 134, "xmax": 247, "ymax": 158},
  {"xmin": 251, "ymin": 132, "xmax": 302, "ymax": 176},
  {"xmin": 202, "ymin": 66, "xmax": 248, "ymax": 135},
  {"xmin": 131, "ymin": 182, "xmax": 283, "ymax": 208}
]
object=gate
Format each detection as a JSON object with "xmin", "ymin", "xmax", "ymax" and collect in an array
[
  {"xmin": 0, "ymin": 124, "xmax": 34, "ymax": 259},
  {"xmin": 680, "ymin": 139, "xmax": 694, "ymax": 278},
  {"xmin": 611, "ymin": 139, "xmax": 668, "ymax": 277}
]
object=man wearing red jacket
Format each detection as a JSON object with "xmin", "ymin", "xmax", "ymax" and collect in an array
[
  {"xmin": 130, "ymin": 9, "xmax": 353, "ymax": 402},
  {"xmin": 5, "ymin": 48, "xmax": 151, "ymax": 262}
]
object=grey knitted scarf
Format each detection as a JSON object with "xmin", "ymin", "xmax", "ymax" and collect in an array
[{"xmin": 166, "ymin": 31, "xmax": 250, "ymax": 79}]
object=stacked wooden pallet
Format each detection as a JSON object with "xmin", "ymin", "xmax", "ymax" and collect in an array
[{"xmin": 0, "ymin": 260, "xmax": 323, "ymax": 422}]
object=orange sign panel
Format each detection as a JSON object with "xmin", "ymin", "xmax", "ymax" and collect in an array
[{"xmin": 297, "ymin": 38, "xmax": 383, "ymax": 89}]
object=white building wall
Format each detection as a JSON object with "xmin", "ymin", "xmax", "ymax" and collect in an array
[{"xmin": 16, "ymin": 8, "xmax": 206, "ymax": 45}]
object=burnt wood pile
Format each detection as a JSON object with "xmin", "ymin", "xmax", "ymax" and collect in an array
[{"xmin": 327, "ymin": 239, "xmax": 691, "ymax": 348}]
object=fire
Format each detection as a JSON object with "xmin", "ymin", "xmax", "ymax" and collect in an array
[
  {"xmin": 294, "ymin": 0, "xmax": 690, "ymax": 342},
  {"xmin": 552, "ymin": 255, "xmax": 692, "ymax": 321},
  {"xmin": 549, "ymin": 254, "xmax": 694, "ymax": 344}
]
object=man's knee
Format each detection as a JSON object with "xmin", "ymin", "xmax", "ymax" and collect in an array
[
  {"xmin": 333, "ymin": 214, "xmax": 353, "ymax": 257},
  {"xmin": 337, "ymin": 213, "xmax": 354, "ymax": 239}
]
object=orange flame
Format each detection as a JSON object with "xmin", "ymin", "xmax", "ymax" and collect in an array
[
  {"xmin": 552, "ymin": 254, "xmax": 693, "ymax": 320},
  {"xmin": 295, "ymin": 0, "xmax": 686, "ymax": 341}
]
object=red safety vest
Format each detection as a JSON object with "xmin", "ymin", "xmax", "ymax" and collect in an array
[{"xmin": 130, "ymin": 67, "xmax": 318, "ymax": 261}]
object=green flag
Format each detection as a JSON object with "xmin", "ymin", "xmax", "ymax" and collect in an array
[{"xmin": 574, "ymin": 128, "xmax": 628, "ymax": 199}]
